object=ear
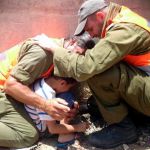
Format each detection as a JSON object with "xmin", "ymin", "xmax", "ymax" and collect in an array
[
  {"xmin": 96, "ymin": 11, "xmax": 105, "ymax": 21},
  {"xmin": 60, "ymin": 80, "xmax": 67, "ymax": 86}
]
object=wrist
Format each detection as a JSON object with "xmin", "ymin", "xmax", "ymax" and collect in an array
[
  {"xmin": 40, "ymin": 100, "xmax": 49, "ymax": 112},
  {"xmin": 74, "ymin": 124, "xmax": 80, "ymax": 132}
]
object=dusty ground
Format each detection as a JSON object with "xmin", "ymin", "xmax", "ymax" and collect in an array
[
  {"xmin": 1, "ymin": 119, "xmax": 150, "ymax": 150},
  {"xmin": 2, "ymin": 110, "xmax": 150, "ymax": 150},
  {"xmin": 1, "ymin": 121, "xmax": 149, "ymax": 150},
  {"xmin": 32, "ymin": 116, "xmax": 150, "ymax": 150}
]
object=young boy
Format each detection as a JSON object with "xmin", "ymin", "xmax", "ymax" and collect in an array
[{"xmin": 24, "ymin": 73, "xmax": 88, "ymax": 150}]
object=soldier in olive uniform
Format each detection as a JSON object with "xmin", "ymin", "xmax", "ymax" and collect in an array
[
  {"xmin": 35, "ymin": 0, "xmax": 150, "ymax": 149},
  {"xmin": 0, "ymin": 33, "xmax": 93, "ymax": 148}
]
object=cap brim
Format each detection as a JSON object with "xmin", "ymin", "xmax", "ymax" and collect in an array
[{"xmin": 74, "ymin": 18, "xmax": 87, "ymax": 36}]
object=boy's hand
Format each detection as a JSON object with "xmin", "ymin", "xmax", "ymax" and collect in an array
[
  {"xmin": 77, "ymin": 122, "xmax": 90, "ymax": 132},
  {"xmin": 68, "ymin": 101, "xmax": 79, "ymax": 119}
]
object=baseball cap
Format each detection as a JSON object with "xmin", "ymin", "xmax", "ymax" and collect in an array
[{"xmin": 74, "ymin": 0, "xmax": 107, "ymax": 35}]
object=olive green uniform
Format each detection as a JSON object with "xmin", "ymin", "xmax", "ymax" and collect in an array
[
  {"xmin": 0, "ymin": 40, "xmax": 53, "ymax": 148},
  {"xmin": 53, "ymin": 6, "xmax": 150, "ymax": 124}
]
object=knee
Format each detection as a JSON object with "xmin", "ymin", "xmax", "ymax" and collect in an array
[
  {"xmin": 21, "ymin": 127, "xmax": 39, "ymax": 148},
  {"xmin": 88, "ymin": 65, "xmax": 121, "ymax": 89},
  {"xmin": 15, "ymin": 127, "xmax": 39, "ymax": 148},
  {"xmin": 0, "ymin": 123, "xmax": 39, "ymax": 148}
]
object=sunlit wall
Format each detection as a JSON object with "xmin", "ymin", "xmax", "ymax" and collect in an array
[{"xmin": 0, "ymin": 0, "xmax": 149, "ymax": 51}]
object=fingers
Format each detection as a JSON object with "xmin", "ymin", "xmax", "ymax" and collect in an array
[
  {"xmin": 31, "ymin": 34, "xmax": 60, "ymax": 52},
  {"xmin": 51, "ymin": 113, "xmax": 65, "ymax": 121},
  {"xmin": 45, "ymin": 98, "xmax": 71, "ymax": 121},
  {"xmin": 49, "ymin": 109, "xmax": 68, "ymax": 121},
  {"xmin": 74, "ymin": 101, "xmax": 79, "ymax": 109},
  {"xmin": 55, "ymin": 98, "xmax": 71, "ymax": 113},
  {"xmin": 56, "ymin": 98, "xmax": 69, "ymax": 106}
]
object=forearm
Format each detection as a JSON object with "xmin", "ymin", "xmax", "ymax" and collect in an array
[
  {"xmin": 4, "ymin": 76, "xmax": 45, "ymax": 110},
  {"xmin": 4, "ymin": 76, "xmax": 70, "ymax": 120},
  {"xmin": 47, "ymin": 122, "xmax": 81, "ymax": 134},
  {"xmin": 53, "ymin": 48, "xmax": 98, "ymax": 81}
]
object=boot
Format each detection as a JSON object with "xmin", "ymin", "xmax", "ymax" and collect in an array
[{"xmin": 87, "ymin": 116, "xmax": 138, "ymax": 149}]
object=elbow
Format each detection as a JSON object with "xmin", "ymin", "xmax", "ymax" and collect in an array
[{"xmin": 4, "ymin": 76, "xmax": 17, "ymax": 95}]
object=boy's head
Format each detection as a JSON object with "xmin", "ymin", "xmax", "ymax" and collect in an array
[{"xmin": 45, "ymin": 73, "xmax": 77, "ymax": 93}]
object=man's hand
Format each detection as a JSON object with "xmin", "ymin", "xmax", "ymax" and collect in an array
[
  {"xmin": 32, "ymin": 34, "xmax": 59, "ymax": 52},
  {"xmin": 44, "ymin": 98, "xmax": 71, "ymax": 120}
]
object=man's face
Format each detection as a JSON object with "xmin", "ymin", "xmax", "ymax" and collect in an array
[{"xmin": 84, "ymin": 13, "xmax": 103, "ymax": 38}]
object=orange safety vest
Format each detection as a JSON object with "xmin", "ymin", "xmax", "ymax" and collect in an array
[
  {"xmin": 103, "ymin": 6, "xmax": 150, "ymax": 75},
  {"xmin": 0, "ymin": 41, "xmax": 55, "ymax": 90}
]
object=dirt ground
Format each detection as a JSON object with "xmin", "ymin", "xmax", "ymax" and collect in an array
[
  {"xmin": 32, "ymin": 117, "xmax": 150, "ymax": 150},
  {"xmin": 1, "ymin": 121, "xmax": 150, "ymax": 150}
]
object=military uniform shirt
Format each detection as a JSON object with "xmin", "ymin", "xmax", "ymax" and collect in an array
[{"xmin": 53, "ymin": 23, "xmax": 150, "ymax": 81}]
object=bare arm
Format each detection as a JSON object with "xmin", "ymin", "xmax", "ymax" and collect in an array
[
  {"xmin": 46, "ymin": 120, "xmax": 88, "ymax": 134},
  {"xmin": 4, "ymin": 76, "xmax": 70, "ymax": 120}
]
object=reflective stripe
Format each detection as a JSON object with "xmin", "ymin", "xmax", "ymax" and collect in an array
[
  {"xmin": 124, "ymin": 53, "xmax": 150, "ymax": 66},
  {"xmin": 0, "ymin": 44, "xmax": 21, "ymax": 89},
  {"xmin": 40, "ymin": 64, "xmax": 54, "ymax": 78},
  {"xmin": 124, "ymin": 54, "xmax": 150, "ymax": 75}
]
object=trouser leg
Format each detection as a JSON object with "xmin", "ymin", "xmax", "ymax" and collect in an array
[
  {"xmin": 88, "ymin": 62, "xmax": 150, "ymax": 124},
  {"xmin": 0, "ymin": 92, "xmax": 39, "ymax": 148}
]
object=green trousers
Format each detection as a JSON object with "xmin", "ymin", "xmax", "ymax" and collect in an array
[
  {"xmin": 0, "ymin": 92, "xmax": 39, "ymax": 148},
  {"xmin": 88, "ymin": 62, "xmax": 150, "ymax": 124}
]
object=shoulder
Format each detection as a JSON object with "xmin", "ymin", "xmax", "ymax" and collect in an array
[
  {"xmin": 108, "ymin": 22, "xmax": 147, "ymax": 36},
  {"xmin": 18, "ymin": 40, "xmax": 53, "ymax": 60}
]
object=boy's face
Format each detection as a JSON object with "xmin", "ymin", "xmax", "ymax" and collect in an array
[{"xmin": 54, "ymin": 79, "xmax": 75, "ymax": 93}]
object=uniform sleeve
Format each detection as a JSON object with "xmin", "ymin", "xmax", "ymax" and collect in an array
[
  {"xmin": 10, "ymin": 42, "xmax": 53, "ymax": 85},
  {"xmin": 53, "ymin": 23, "xmax": 143, "ymax": 81}
]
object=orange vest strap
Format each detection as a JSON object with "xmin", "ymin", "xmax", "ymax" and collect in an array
[
  {"xmin": 41, "ymin": 64, "xmax": 54, "ymax": 78},
  {"xmin": 0, "ymin": 80, "xmax": 5, "ymax": 85},
  {"xmin": 124, "ymin": 53, "xmax": 150, "ymax": 66}
]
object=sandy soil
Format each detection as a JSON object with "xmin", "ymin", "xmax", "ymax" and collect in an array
[{"xmin": 32, "ymin": 115, "xmax": 150, "ymax": 150}]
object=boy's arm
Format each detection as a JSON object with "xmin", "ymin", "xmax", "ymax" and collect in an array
[{"xmin": 46, "ymin": 120, "xmax": 88, "ymax": 134}]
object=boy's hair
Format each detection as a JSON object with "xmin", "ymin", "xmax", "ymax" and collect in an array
[{"xmin": 50, "ymin": 72, "xmax": 77, "ymax": 84}]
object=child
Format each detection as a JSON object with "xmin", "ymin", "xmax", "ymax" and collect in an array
[{"xmin": 25, "ymin": 73, "xmax": 88, "ymax": 150}]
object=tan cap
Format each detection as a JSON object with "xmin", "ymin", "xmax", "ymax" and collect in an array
[{"xmin": 74, "ymin": 0, "xmax": 107, "ymax": 35}]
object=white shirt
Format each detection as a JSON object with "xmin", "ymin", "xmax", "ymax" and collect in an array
[{"xmin": 25, "ymin": 78, "xmax": 55, "ymax": 132}]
